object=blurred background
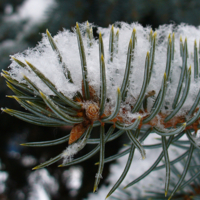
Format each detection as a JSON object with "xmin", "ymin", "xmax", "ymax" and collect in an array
[{"xmin": 1, "ymin": 0, "xmax": 200, "ymax": 199}]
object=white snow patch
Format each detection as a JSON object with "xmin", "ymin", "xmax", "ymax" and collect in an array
[
  {"xmin": 28, "ymin": 169, "xmax": 58, "ymax": 200},
  {"xmin": 6, "ymin": 22, "xmax": 200, "ymax": 119},
  {"xmin": 6, "ymin": 0, "xmax": 56, "ymax": 24},
  {"xmin": 0, "ymin": 171, "xmax": 8, "ymax": 194}
]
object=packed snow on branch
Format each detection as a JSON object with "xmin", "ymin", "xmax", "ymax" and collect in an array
[{"xmin": 7, "ymin": 22, "xmax": 200, "ymax": 117}]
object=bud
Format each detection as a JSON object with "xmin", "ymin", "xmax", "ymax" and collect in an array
[
  {"xmin": 85, "ymin": 102, "xmax": 99, "ymax": 121},
  {"xmin": 69, "ymin": 123, "xmax": 87, "ymax": 144}
]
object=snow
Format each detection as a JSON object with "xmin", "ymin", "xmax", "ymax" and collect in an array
[
  {"xmin": 87, "ymin": 134, "xmax": 189, "ymax": 200},
  {"xmin": 5, "ymin": 22, "xmax": 200, "ymax": 120},
  {"xmin": 0, "ymin": 171, "xmax": 8, "ymax": 194},
  {"xmin": 62, "ymin": 133, "xmax": 89, "ymax": 164},
  {"xmin": 17, "ymin": 0, "xmax": 55, "ymax": 23},
  {"xmin": 21, "ymin": 155, "xmax": 37, "ymax": 167},
  {"xmin": 5, "ymin": 0, "xmax": 56, "ymax": 24},
  {"xmin": 62, "ymin": 166, "xmax": 83, "ymax": 196},
  {"xmin": 28, "ymin": 169, "xmax": 58, "ymax": 200}
]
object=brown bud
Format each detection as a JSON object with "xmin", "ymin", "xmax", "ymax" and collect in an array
[
  {"xmin": 69, "ymin": 124, "xmax": 87, "ymax": 144},
  {"xmin": 86, "ymin": 103, "xmax": 99, "ymax": 121}
]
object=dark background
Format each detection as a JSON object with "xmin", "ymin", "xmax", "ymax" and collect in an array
[{"xmin": 1, "ymin": 0, "xmax": 200, "ymax": 199}]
